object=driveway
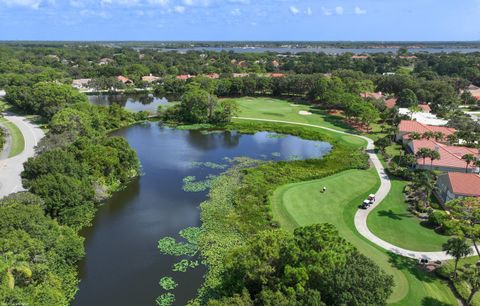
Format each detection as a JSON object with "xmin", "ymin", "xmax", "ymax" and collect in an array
[{"xmin": 0, "ymin": 115, "xmax": 44, "ymax": 198}]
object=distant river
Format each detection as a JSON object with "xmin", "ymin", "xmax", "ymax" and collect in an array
[{"xmin": 72, "ymin": 123, "xmax": 332, "ymax": 306}]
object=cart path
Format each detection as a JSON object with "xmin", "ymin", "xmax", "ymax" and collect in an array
[
  {"xmin": 234, "ymin": 117, "xmax": 463, "ymax": 261},
  {"xmin": 0, "ymin": 115, "xmax": 44, "ymax": 198}
]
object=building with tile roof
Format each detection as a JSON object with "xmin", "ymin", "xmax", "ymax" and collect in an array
[{"xmin": 436, "ymin": 172, "xmax": 480, "ymax": 204}]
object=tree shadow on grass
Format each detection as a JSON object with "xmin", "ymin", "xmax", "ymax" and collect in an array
[
  {"xmin": 309, "ymin": 108, "xmax": 357, "ymax": 132},
  {"xmin": 421, "ymin": 297, "xmax": 452, "ymax": 306},
  {"xmin": 377, "ymin": 209, "xmax": 412, "ymax": 220},
  {"xmin": 387, "ymin": 252, "xmax": 437, "ymax": 283},
  {"xmin": 261, "ymin": 112, "xmax": 285, "ymax": 117}
]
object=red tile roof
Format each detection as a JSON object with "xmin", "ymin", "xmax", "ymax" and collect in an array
[
  {"xmin": 411, "ymin": 139, "xmax": 479, "ymax": 170},
  {"xmin": 205, "ymin": 73, "xmax": 220, "ymax": 79},
  {"xmin": 270, "ymin": 73, "xmax": 286, "ymax": 78},
  {"xmin": 117, "ymin": 75, "xmax": 132, "ymax": 84},
  {"xmin": 399, "ymin": 120, "xmax": 455, "ymax": 136},
  {"xmin": 385, "ymin": 98, "xmax": 397, "ymax": 109},
  {"xmin": 361, "ymin": 92, "xmax": 384, "ymax": 100},
  {"xmin": 418, "ymin": 104, "xmax": 431, "ymax": 113},
  {"xmin": 447, "ymin": 172, "xmax": 480, "ymax": 197},
  {"xmin": 176, "ymin": 74, "xmax": 194, "ymax": 80}
]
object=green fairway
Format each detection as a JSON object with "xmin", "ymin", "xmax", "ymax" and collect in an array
[
  {"xmin": 0, "ymin": 117, "xmax": 25, "ymax": 157},
  {"xmin": 234, "ymin": 97, "xmax": 366, "ymax": 147},
  {"xmin": 272, "ymin": 168, "xmax": 458, "ymax": 305},
  {"xmin": 368, "ymin": 179, "xmax": 451, "ymax": 251}
]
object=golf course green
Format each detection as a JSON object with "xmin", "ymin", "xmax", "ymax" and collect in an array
[{"xmin": 234, "ymin": 97, "xmax": 458, "ymax": 305}]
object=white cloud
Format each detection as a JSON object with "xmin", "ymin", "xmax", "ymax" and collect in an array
[
  {"xmin": 321, "ymin": 6, "xmax": 332, "ymax": 16},
  {"xmin": 100, "ymin": 0, "xmax": 139, "ymax": 6},
  {"xmin": 181, "ymin": 0, "xmax": 214, "ymax": 7},
  {"xmin": 0, "ymin": 0, "xmax": 52, "ymax": 9},
  {"xmin": 289, "ymin": 5, "xmax": 299, "ymax": 15},
  {"xmin": 335, "ymin": 6, "xmax": 343, "ymax": 15},
  {"xmin": 231, "ymin": 7, "xmax": 241, "ymax": 15},
  {"xmin": 174, "ymin": 5, "xmax": 185, "ymax": 12},
  {"xmin": 355, "ymin": 6, "xmax": 367, "ymax": 15},
  {"xmin": 80, "ymin": 9, "xmax": 109, "ymax": 18},
  {"xmin": 148, "ymin": 0, "xmax": 169, "ymax": 6},
  {"xmin": 306, "ymin": 7, "xmax": 312, "ymax": 16}
]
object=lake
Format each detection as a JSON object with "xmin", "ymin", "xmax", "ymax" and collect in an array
[
  {"xmin": 87, "ymin": 93, "xmax": 168, "ymax": 113},
  {"xmin": 72, "ymin": 122, "xmax": 332, "ymax": 306}
]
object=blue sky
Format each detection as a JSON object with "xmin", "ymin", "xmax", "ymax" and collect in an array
[{"xmin": 0, "ymin": 0, "xmax": 479, "ymax": 41}]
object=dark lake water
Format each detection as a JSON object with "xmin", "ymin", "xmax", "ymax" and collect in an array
[
  {"xmin": 87, "ymin": 94, "xmax": 168, "ymax": 113},
  {"xmin": 72, "ymin": 122, "xmax": 332, "ymax": 306}
]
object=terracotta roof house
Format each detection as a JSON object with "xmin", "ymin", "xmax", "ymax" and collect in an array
[
  {"xmin": 407, "ymin": 139, "xmax": 479, "ymax": 173},
  {"xmin": 399, "ymin": 55, "xmax": 418, "ymax": 59},
  {"xmin": 141, "ymin": 74, "xmax": 161, "ymax": 83},
  {"xmin": 361, "ymin": 92, "xmax": 384, "ymax": 100},
  {"xmin": 176, "ymin": 74, "xmax": 194, "ymax": 80},
  {"xmin": 436, "ymin": 172, "xmax": 480, "ymax": 204},
  {"xmin": 351, "ymin": 55, "xmax": 369, "ymax": 59},
  {"xmin": 467, "ymin": 85, "xmax": 480, "ymax": 101},
  {"xmin": 72, "ymin": 78, "xmax": 92, "ymax": 89},
  {"xmin": 418, "ymin": 104, "xmax": 431, "ymax": 113},
  {"xmin": 117, "ymin": 75, "xmax": 133, "ymax": 85},
  {"xmin": 271, "ymin": 60, "xmax": 280, "ymax": 67},
  {"xmin": 396, "ymin": 120, "xmax": 456, "ymax": 143},
  {"xmin": 205, "ymin": 73, "xmax": 220, "ymax": 79},
  {"xmin": 270, "ymin": 73, "xmax": 286, "ymax": 78},
  {"xmin": 385, "ymin": 98, "xmax": 397, "ymax": 109}
]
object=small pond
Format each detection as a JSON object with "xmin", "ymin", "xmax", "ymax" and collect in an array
[
  {"xmin": 87, "ymin": 93, "xmax": 168, "ymax": 113},
  {"xmin": 72, "ymin": 122, "xmax": 332, "ymax": 306}
]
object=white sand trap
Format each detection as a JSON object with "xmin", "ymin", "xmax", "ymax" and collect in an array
[
  {"xmin": 290, "ymin": 104, "xmax": 301, "ymax": 107},
  {"xmin": 298, "ymin": 110, "xmax": 312, "ymax": 115}
]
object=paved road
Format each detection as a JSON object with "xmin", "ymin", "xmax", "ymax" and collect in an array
[
  {"xmin": 235, "ymin": 117, "xmax": 464, "ymax": 261},
  {"xmin": 0, "ymin": 115, "xmax": 44, "ymax": 198}
]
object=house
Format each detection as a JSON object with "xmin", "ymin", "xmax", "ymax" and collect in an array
[
  {"xmin": 271, "ymin": 60, "xmax": 280, "ymax": 68},
  {"xmin": 398, "ymin": 107, "xmax": 449, "ymax": 126},
  {"xmin": 232, "ymin": 73, "xmax": 249, "ymax": 78},
  {"xmin": 408, "ymin": 139, "xmax": 479, "ymax": 173},
  {"xmin": 351, "ymin": 55, "xmax": 369, "ymax": 59},
  {"xmin": 141, "ymin": 74, "xmax": 161, "ymax": 83},
  {"xmin": 117, "ymin": 75, "xmax": 133, "ymax": 85},
  {"xmin": 99, "ymin": 58, "xmax": 114, "ymax": 65},
  {"xmin": 361, "ymin": 92, "xmax": 384, "ymax": 100},
  {"xmin": 205, "ymin": 73, "xmax": 220, "ymax": 79},
  {"xmin": 270, "ymin": 73, "xmax": 286, "ymax": 78},
  {"xmin": 399, "ymin": 55, "xmax": 418, "ymax": 59},
  {"xmin": 72, "ymin": 78, "xmax": 92, "ymax": 89},
  {"xmin": 396, "ymin": 120, "xmax": 456, "ymax": 143},
  {"xmin": 436, "ymin": 172, "xmax": 480, "ymax": 204},
  {"xmin": 176, "ymin": 74, "xmax": 194, "ymax": 80},
  {"xmin": 385, "ymin": 98, "xmax": 397, "ymax": 109},
  {"xmin": 467, "ymin": 84, "xmax": 480, "ymax": 101}
]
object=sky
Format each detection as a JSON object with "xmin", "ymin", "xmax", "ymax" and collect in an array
[{"xmin": 0, "ymin": 0, "xmax": 479, "ymax": 41}]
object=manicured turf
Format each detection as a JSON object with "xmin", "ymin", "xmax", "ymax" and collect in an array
[
  {"xmin": 368, "ymin": 179, "xmax": 451, "ymax": 252},
  {"xmin": 234, "ymin": 97, "xmax": 366, "ymax": 147},
  {"xmin": 272, "ymin": 168, "xmax": 458, "ymax": 305},
  {"xmin": 0, "ymin": 117, "xmax": 25, "ymax": 157}
]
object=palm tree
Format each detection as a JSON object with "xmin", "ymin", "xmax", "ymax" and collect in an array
[
  {"xmin": 429, "ymin": 150, "xmax": 440, "ymax": 170},
  {"xmin": 462, "ymin": 154, "xmax": 476, "ymax": 173},
  {"xmin": 433, "ymin": 131, "xmax": 445, "ymax": 142},
  {"xmin": 409, "ymin": 132, "xmax": 422, "ymax": 140},
  {"xmin": 442, "ymin": 237, "xmax": 473, "ymax": 279},
  {"xmin": 447, "ymin": 133, "xmax": 458, "ymax": 145},
  {"xmin": 414, "ymin": 171, "xmax": 436, "ymax": 209},
  {"xmin": 422, "ymin": 131, "xmax": 435, "ymax": 140},
  {"xmin": 416, "ymin": 148, "xmax": 432, "ymax": 167},
  {"xmin": 462, "ymin": 265, "xmax": 480, "ymax": 305}
]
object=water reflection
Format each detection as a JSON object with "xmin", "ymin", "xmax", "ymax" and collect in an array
[
  {"xmin": 88, "ymin": 93, "xmax": 169, "ymax": 113},
  {"xmin": 73, "ymin": 123, "xmax": 331, "ymax": 306}
]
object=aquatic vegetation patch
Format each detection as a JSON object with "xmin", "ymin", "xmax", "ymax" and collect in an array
[
  {"xmin": 182, "ymin": 175, "xmax": 218, "ymax": 192},
  {"xmin": 173, "ymin": 259, "xmax": 200, "ymax": 272},
  {"xmin": 156, "ymin": 293, "xmax": 175, "ymax": 306},
  {"xmin": 189, "ymin": 161, "xmax": 228, "ymax": 170},
  {"xmin": 159, "ymin": 277, "xmax": 178, "ymax": 291}
]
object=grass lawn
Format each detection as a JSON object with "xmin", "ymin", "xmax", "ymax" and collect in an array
[
  {"xmin": 0, "ymin": 117, "xmax": 25, "ymax": 157},
  {"xmin": 367, "ymin": 179, "xmax": 451, "ymax": 252},
  {"xmin": 272, "ymin": 168, "xmax": 458, "ymax": 305}
]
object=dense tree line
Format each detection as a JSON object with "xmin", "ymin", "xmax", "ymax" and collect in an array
[{"xmin": 0, "ymin": 81, "xmax": 143, "ymax": 304}]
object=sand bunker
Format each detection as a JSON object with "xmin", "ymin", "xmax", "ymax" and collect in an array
[{"xmin": 298, "ymin": 110, "xmax": 312, "ymax": 115}]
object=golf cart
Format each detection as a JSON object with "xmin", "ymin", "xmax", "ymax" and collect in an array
[{"xmin": 360, "ymin": 200, "xmax": 371, "ymax": 209}]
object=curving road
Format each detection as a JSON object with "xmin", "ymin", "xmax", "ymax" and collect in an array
[
  {"xmin": 0, "ymin": 115, "xmax": 44, "ymax": 198},
  {"xmin": 234, "ymin": 116, "xmax": 462, "ymax": 261}
]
